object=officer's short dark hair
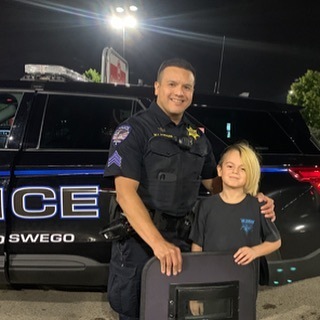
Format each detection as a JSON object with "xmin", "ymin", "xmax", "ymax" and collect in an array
[{"xmin": 157, "ymin": 58, "xmax": 196, "ymax": 82}]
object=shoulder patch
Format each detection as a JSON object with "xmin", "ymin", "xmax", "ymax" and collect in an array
[{"xmin": 112, "ymin": 125, "xmax": 131, "ymax": 145}]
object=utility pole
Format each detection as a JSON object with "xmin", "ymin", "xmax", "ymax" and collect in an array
[{"xmin": 215, "ymin": 35, "xmax": 226, "ymax": 94}]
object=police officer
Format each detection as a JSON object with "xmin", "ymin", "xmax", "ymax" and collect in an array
[{"xmin": 104, "ymin": 58, "xmax": 275, "ymax": 320}]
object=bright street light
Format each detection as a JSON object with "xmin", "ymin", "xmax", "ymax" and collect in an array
[
  {"xmin": 110, "ymin": 15, "xmax": 137, "ymax": 29},
  {"xmin": 115, "ymin": 6, "xmax": 124, "ymax": 13},
  {"xmin": 108, "ymin": 4, "xmax": 139, "ymax": 58},
  {"xmin": 129, "ymin": 5, "xmax": 138, "ymax": 12}
]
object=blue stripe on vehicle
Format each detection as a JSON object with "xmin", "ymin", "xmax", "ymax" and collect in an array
[
  {"xmin": 2, "ymin": 167, "xmax": 287, "ymax": 177},
  {"xmin": 261, "ymin": 168, "xmax": 288, "ymax": 173},
  {"xmin": 0, "ymin": 171, "xmax": 10, "ymax": 177},
  {"xmin": 14, "ymin": 169, "xmax": 105, "ymax": 176}
]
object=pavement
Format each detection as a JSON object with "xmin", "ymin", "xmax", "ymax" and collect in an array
[
  {"xmin": 0, "ymin": 276, "xmax": 319, "ymax": 319},
  {"xmin": 257, "ymin": 276, "xmax": 320, "ymax": 320}
]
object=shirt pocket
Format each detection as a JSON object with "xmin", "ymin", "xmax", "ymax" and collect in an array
[{"xmin": 149, "ymin": 136, "xmax": 180, "ymax": 157}]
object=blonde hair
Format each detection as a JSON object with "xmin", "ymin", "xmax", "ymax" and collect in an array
[{"xmin": 218, "ymin": 142, "xmax": 261, "ymax": 196}]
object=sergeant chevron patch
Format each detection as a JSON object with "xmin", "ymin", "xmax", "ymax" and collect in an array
[{"xmin": 108, "ymin": 151, "xmax": 122, "ymax": 167}]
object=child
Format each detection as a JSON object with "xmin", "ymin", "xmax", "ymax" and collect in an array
[{"xmin": 189, "ymin": 142, "xmax": 281, "ymax": 317}]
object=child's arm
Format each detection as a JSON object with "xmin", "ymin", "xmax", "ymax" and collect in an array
[{"xmin": 233, "ymin": 239, "xmax": 281, "ymax": 265}]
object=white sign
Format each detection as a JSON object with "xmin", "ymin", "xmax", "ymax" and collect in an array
[{"xmin": 101, "ymin": 47, "xmax": 129, "ymax": 84}]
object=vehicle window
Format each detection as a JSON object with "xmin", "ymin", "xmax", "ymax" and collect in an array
[
  {"xmin": 188, "ymin": 107, "xmax": 300, "ymax": 153},
  {"xmin": 272, "ymin": 111, "xmax": 320, "ymax": 153},
  {"xmin": 0, "ymin": 93, "xmax": 21, "ymax": 148},
  {"xmin": 40, "ymin": 95, "xmax": 138, "ymax": 150}
]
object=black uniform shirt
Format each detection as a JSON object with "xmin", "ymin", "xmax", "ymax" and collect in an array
[{"xmin": 104, "ymin": 101, "xmax": 216, "ymax": 216}]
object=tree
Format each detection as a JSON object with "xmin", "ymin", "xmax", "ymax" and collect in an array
[
  {"xmin": 287, "ymin": 70, "xmax": 320, "ymax": 128},
  {"xmin": 287, "ymin": 70, "xmax": 320, "ymax": 141},
  {"xmin": 83, "ymin": 69, "xmax": 101, "ymax": 83}
]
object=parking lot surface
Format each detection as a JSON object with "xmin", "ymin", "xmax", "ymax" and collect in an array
[
  {"xmin": 0, "ymin": 276, "xmax": 319, "ymax": 319},
  {"xmin": 257, "ymin": 276, "xmax": 320, "ymax": 319}
]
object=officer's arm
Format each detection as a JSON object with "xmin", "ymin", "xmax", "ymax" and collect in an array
[
  {"xmin": 202, "ymin": 176, "xmax": 222, "ymax": 195},
  {"xmin": 114, "ymin": 176, "xmax": 183, "ymax": 276}
]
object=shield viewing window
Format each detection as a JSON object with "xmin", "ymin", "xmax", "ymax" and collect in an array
[{"xmin": 168, "ymin": 281, "xmax": 239, "ymax": 320}]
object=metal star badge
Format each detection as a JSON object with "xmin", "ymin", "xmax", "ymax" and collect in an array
[{"xmin": 187, "ymin": 126, "xmax": 200, "ymax": 140}]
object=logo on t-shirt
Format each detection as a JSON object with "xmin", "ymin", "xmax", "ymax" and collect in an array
[{"xmin": 240, "ymin": 218, "xmax": 255, "ymax": 235}]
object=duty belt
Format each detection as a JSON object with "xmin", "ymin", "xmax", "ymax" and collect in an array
[
  {"xmin": 100, "ymin": 209, "xmax": 194, "ymax": 242},
  {"xmin": 149, "ymin": 210, "xmax": 194, "ymax": 240},
  {"xmin": 100, "ymin": 213, "xmax": 134, "ymax": 241}
]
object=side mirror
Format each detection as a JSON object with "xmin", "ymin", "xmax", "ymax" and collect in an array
[
  {"xmin": 0, "ymin": 104, "xmax": 16, "ymax": 123},
  {"xmin": 0, "ymin": 94, "xmax": 17, "ymax": 123}
]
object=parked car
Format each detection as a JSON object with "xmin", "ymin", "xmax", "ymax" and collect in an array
[{"xmin": 0, "ymin": 78, "xmax": 319, "ymax": 289}]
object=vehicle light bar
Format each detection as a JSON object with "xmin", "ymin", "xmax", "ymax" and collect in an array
[
  {"xmin": 288, "ymin": 167, "xmax": 320, "ymax": 194},
  {"xmin": 23, "ymin": 64, "xmax": 90, "ymax": 82}
]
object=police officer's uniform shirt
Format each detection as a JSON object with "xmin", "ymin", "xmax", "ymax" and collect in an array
[{"xmin": 104, "ymin": 101, "xmax": 216, "ymax": 216}]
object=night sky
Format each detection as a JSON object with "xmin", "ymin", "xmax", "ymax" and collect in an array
[{"xmin": 1, "ymin": 0, "xmax": 320, "ymax": 103}]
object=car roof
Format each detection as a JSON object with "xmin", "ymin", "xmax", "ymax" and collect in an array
[{"xmin": 0, "ymin": 80, "xmax": 301, "ymax": 113}]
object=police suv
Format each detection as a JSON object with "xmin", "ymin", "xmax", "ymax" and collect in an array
[{"xmin": 0, "ymin": 66, "xmax": 319, "ymax": 289}]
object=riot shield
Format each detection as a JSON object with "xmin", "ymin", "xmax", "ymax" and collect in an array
[{"xmin": 140, "ymin": 252, "xmax": 257, "ymax": 320}]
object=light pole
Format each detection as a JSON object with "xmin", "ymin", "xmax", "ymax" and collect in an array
[
  {"xmin": 109, "ymin": 5, "xmax": 138, "ymax": 58},
  {"xmin": 214, "ymin": 35, "xmax": 226, "ymax": 94}
]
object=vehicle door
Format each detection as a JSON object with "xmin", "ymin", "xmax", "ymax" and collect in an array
[
  {"xmin": 6, "ymin": 90, "xmax": 145, "ymax": 287},
  {"xmin": 0, "ymin": 90, "xmax": 34, "ymax": 284}
]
